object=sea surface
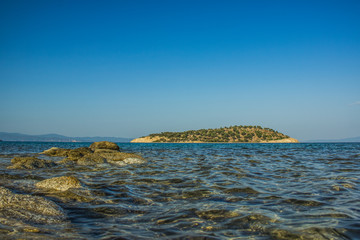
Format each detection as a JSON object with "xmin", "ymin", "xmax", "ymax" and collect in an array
[{"xmin": 0, "ymin": 142, "xmax": 359, "ymax": 239}]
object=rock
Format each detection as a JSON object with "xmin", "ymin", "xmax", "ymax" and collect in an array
[
  {"xmin": 77, "ymin": 153, "xmax": 106, "ymax": 165},
  {"xmin": 0, "ymin": 186, "xmax": 66, "ymax": 224},
  {"xmin": 37, "ymin": 142, "xmax": 144, "ymax": 166},
  {"xmin": 123, "ymin": 158, "xmax": 146, "ymax": 164},
  {"xmin": 8, "ymin": 156, "xmax": 57, "ymax": 169},
  {"xmin": 112, "ymin": 157, "xmax": 146, "ymax": 166},
  {"xmin": 40, "ymin": 147, "xmax": 70, "ymax": 156},
  {"xmin": 66, "ymin": 147, "xmax": 93, "ymax": 161},
  {"xmin": 36, "ymin": 176, "xmax": 82, "ymax": 191},
  {"xmin": 89, "ymin": 141, "xmax": 120, "ymax": 151},
  {"xmin": 94, "ymin": 149, "xmax": 144, "ymax": 162}
]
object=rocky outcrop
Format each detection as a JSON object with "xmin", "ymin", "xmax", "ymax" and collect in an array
[
  {"xmin": 39, "ymin": 141, "xmax": 144, "ymax": 166},
  {"xmin": 36, "ymin": 176, "xmax": 82, "ymax": 191},
  {"xmin": 0, "ymin": 186, "xmax": 66, "ymax": 224},
  {"xmin": 40, "ymin": 147, "xmax": 69, "ymax": 156},
  {"xmin": 8, "ymin": 156, "xmax": 57, "ymax": 169},
  {"xmin": 66, "ymin": 147, "xmax": 93, "ymax": 160},
  {"xmin": 77, "ymin": 153, "xmax": 107, "ymax": 165},
  {"xmin": 89, "ymin": 141, "xmax": 120, "ymax": 151},
  {"xmin": 94, "ymin": 149, "xmax": 144, "ymax": 162}
]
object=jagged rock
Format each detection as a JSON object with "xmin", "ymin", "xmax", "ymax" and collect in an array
[
  {"xmin": 0, "ymin": 186, "xmax": 66, "ymax": 224},
  {"xmin": 89, "ymin": 141, "xmax": 120, "ymax": 151},
  {"xmin": 40, "ymin": 147, "xmax": 70, "ymax": 156},
  {"xmin": 8, "ymin": 157, "xmax": 57, "ymax": 169},
  {"xmin": 36, "ymin": 176, "xmax": 82, "ymax": 191}
]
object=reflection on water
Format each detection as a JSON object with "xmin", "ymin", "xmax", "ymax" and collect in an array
[{"xmin": 0, "ymin": 142, "xmax": 360, "ymax": 239}]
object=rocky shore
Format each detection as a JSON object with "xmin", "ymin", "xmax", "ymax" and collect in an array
[{"xmin": 0, "ymin": 141, "xmax": 145, "ymax": 238}]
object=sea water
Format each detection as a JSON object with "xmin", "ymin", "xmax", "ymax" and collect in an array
[{"xmin": 0, "ymin": 142, "xmax": 359, "ymax": 239}]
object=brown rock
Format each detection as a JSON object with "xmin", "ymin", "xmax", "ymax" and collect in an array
[
  {"xmin": 36, "ymin": 176, "xmax": 82, "ymax": 191},
  {"xmin": 89, "ymin": 141, "xmax": 120, "ymax": 151},
  {"xmin": 8, "ymin": 157, "xmax": 56, "ymax": 169},
  {"xmin": 40, "ymin": 147, "xmax": 70, "ymax": 156},
  {"xmin": 66, "ymin": 147, "xmax": 93, "ymax": 160},
  {"xmin": 77, "ymin": 153, "xmax": 106, "ymax": 165},
  {"xmin": 0, "ymin": 186, "xmax": 66, "ymax": 224},
  {"xmin": 94, "ymin": 149, "xmax": 144, "ymax": 162}
]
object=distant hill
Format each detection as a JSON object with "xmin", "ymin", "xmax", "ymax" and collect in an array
[
  {"xmin": 0, "ymin": 132, "xmax": 132, "ymax": 142},
  {"xmin": 306, "ymin": 136, "xmax": 360, "ymax": 143},
  {"xmin": 131, "ymin": 125, "xmax": 298, "ymax": 143}
]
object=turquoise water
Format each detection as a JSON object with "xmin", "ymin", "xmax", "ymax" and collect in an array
[{"xmin": 0, "ymin": 142, "xmax": 360, "ymax": 239}]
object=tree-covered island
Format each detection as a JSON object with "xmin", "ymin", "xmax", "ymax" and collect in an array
[{"xmin": 131, "ymin": 125, "xmax": 299, "ymax": 143}]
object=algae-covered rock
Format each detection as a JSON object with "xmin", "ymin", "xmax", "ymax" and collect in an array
[
  {"xmin": 36, "ymin": 176, "xmax": 82, "ymax": 191},
  {"xmin": 39, "ymin": 142, "xmax": 144, "ymax": 166},
  {"xmin": 94, "ymin": 149, "xmax": 144, "ymax": 162},
  {"xmin": 8, "ymin": 156, "xmax": 57, "ymax": 169},
  {"xmin": 90, "ymin": 141, "xmax": 120, "ymax": 151},
  {"xmin": 0, "ymin": 186, "xmax": 66, "ymax": 224},
  {"xmin": 40, "ymin": 147, "xmax": 70, "ymax": 157},
  {"xmin": 66, "ymin": 147, "xmax": 93, "ymax": 161},
  {"xmin": 77, "ymin": 153, "xmax": 107, "ymax": 165}
]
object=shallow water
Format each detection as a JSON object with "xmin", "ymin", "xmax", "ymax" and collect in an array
[{"xmin": 0, "ymin": 142, "xmax": 359, "ymax": 239}]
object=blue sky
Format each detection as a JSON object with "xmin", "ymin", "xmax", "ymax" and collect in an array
[{"xmin": 1, "ymin": 0, "xmax": 359, "ymax": 141}]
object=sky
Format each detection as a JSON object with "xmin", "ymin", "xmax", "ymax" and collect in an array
[{"xmin": 0, "ymin": 0, "xmax": 359, "ymax": 141}]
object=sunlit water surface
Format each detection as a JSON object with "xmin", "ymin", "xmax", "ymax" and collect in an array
[{"xmin": 0, "ymin": 142, "xmax": 359, "ymax": 239}]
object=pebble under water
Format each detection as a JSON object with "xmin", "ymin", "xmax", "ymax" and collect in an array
[{"xmin": 0, "ymin": 142, "xmax": 359, "ymax": 239}]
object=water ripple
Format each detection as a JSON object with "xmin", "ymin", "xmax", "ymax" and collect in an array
[{"xmin": 0, "ymin": 142, "xmax": 359, "ymax": 239}]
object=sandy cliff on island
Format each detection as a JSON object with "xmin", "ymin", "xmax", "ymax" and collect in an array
[
  {"xmin": 131, "ymin": 136, "xmax": 204, "ymax": 143},
  {"xmin": 260, "ymin": 137, "xmax": 299, "ymax": 143}
]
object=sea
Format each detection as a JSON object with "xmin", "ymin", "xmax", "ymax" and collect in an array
[{"xmin": 0, "ymin": 141, "xmax": 359, "ymax": 239}]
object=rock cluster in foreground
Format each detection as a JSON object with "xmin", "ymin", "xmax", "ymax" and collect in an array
[
  {"xmin": 1, "ymin": 141, "xmax": 145, "ymax": 233},
  {"xmin": 7, "ymin": 141, "xmax": 145, "ymax": 169},
  {"xmin": 0, "ymin": 186, "xmax": 66, "ymax": 224}
]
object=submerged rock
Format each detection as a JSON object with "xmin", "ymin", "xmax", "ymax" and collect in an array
[
  {"xmin": 90, "ymin": 141, "xmax": 120, "ymax": 151},
  {"xmin": 8, "ymin": 156, "xmax": 57, "ymax": 169},
  {"xmin": 36, "ymin": 176, "xmax": 82, "ymax": 191},
  {"xmin": 0, "ymin": 186, "xmax": 66, "ymax": 224}
]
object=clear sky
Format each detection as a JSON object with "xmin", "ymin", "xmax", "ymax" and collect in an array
[{"xmin": 1, "ymin": 0, "xmax": 359, "ymax": 141}]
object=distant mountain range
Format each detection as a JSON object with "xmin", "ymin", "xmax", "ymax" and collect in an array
[
  {"xmin": 0, "ymin": 132, "xmax": 133, "ymax": 142},
  {"xmin": 306, "ymin": 136, "xmax": 360, "ymax": 143}
]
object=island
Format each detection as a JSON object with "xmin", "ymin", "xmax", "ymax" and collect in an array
[{"xmin": 131, "ymin": 125, "xmax": 299, "ymax": 143}]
